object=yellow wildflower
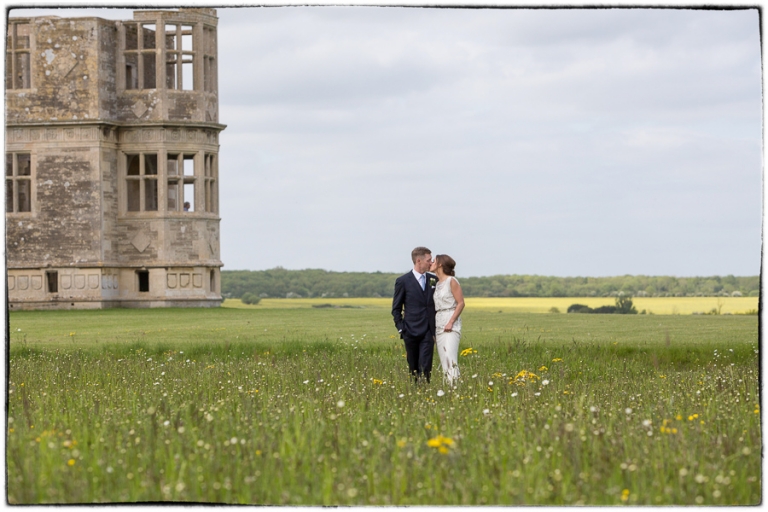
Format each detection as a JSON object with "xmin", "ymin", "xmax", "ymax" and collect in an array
[
  {"xmin": 372, "ymin": 379, "xmax": 383, "ymax": 385},
  {"xmin": 621, "ymin": 489, "xmax": 630, "ymax": 502},
  {"xmin": 510, "ymin": 370, "xmax": 540, "ymax": 385},
  {"xmin": 67, "ymin": 459, "xmax": 76, "ymax": 466},
  {"xmin": 552, "ymin": 358, "xmax": 563, "ymax": 362},
  {"xmin": 426, "ymin": 434, "xmax": 455, "ymax": 453},
  {"xmin": 460, "ymin": 348, "xmax": 477, "ymax": 356},
  {"xmin": 675, "ymin": 414, "xmax": 682, "ymax": 421},
  {"xmin": 539, "ymin": 366, "xmax": 548, "ymax": 372},
  {"xmin": 397, "ymin": 439, "xmax": 406, "ymax": 448}
]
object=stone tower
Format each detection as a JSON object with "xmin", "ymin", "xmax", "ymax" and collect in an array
[{"xmin": 5, "ymin": 9, "xmax": 225, "ymax": 309}]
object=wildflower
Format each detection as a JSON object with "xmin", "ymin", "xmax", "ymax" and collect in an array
[
  {"xmin": 372, "ymin": 379, "xmax": 383, "ymax": 386},
  {"xmin": 552, "ymin": 358, "xmax": 563, "ymax": 362},
  {"xmin": 397, "ymin": 439, "xmax": 406, "ymax": 448},
  {"xmin": 460, "ymin": 348, "xmax": 477, "ymax": 356},
  {"xmin": 542, "ymin": 379, "xmax": 550, "ymax": 386},
  {"xmin": 67, "ymin": 459, "xmax": 76, "ymax": 466},
  {"xmin": 436, "ymin": 390, "xmax": 445, "ymax": 397},
  {"xmin": 426, "ymin": 434, "xmax": 455, "ymax": 454},
  {"xmin": 510, "ymin": 370, "xmax": 539, "ymax": 385},
  {"xmin": 625, "ymin": 408, "xmax": 632, "ymax": 415},
  {"xmin": 398, "ymin": 394, "xmax": 404, "ymax": 398},
  {"xmin": 483, "ymin": 409, "xmax": 490, "ymax": 415},
  {"xmin": 621, "ymin": 489, "xmax": 630, "ymax": 502},
  {"xmin": 69, "ymin": 332, "xmax": 76, "ymax": 337},
  {"xmin": 539, "ymin": 366, "xmax": 548, "ymax": 372},
  {"xmin": 511, "ymin": 392, "xmax": 518, "ymax": 397},
  {"xmin": 675, "ymin": 414, "xmax": 682, "ymax": 421},
  {"xmin": 336, "ymin": 400, "xmax": 345, "ymax": 408},
  {"xmin": 642, "ymin": 419, "xmax": 652, "ymax": 427}
]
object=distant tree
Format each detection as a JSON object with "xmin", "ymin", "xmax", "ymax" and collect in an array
[
  {"xmin": 615, "ymin": 296, "xmax": 637, "ymax": 314},
  {"xmin": 241, "ymin": 292, "xmax": 261, "ymax": 305},
  {"xmin": 567, "ymin": 304, "xmax": 592, "ymax": 313}
]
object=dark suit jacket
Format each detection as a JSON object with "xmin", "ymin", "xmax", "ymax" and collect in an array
[{"xmin": 392, "ymin": 271, "xmax": 437, "ymax": 339}]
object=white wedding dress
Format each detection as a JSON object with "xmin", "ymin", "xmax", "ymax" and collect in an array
[{"xmin": 434, "ymin": 276, "xmax": 461, "ymax": 385}]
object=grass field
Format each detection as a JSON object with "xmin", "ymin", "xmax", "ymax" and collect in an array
[
  {"xmin": 7, "ymin": 301, "xmax": 761, "ymax": 504},
  {"xmin": 223, "ymin": 296, "xmax": 759, "ymax": 315}
]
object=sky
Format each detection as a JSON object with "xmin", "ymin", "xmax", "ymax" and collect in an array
[{"xmin": 9, "ymin": 4, "xmax": 763, "ymax": 277}]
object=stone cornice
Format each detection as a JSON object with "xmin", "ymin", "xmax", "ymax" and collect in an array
[{"xmin": 5, "ymin": 122, "xmax": 226, "ymax": 145}]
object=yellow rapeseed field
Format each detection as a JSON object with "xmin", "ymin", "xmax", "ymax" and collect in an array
[{"xmin": 224, "ymin": 296, "xmax": 758, "ymax": 315}]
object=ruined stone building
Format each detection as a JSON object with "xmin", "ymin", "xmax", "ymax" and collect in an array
[{"xmin": 5, "ymin": 8, "xmax": 224, "ymax": 309}]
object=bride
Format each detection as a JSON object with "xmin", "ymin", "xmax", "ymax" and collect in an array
[{"xmin": 430, "ymin": 254, "xmax": 465, "ymax": 386}]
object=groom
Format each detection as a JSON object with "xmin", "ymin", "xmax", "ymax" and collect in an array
[{"xmin": 392, "ymin": 247, "xmax": 437, "ymax": 384}]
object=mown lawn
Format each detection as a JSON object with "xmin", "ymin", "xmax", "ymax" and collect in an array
[{"xmin": 7, "ymin": 305, "xmax": 760, "ymax": 504}]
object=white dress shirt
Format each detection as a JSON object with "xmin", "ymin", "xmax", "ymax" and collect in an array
[{"xmin": 412, "ymin": 269, "xmax": 426, "ymax": 290}]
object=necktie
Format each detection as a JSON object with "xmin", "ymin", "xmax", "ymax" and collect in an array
[{"xmin": 419, "ymin": 274, "xmax": 425, "ymax": 290}]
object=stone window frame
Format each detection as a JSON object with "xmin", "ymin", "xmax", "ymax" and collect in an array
[
  {"xmin": 164, "ymin": 22, "xmax": 196, "ymax": 91},
  {"xmin": 122, "ymin": 22, "xmax": 158, "ymax": 90},
  {"xmin": 203, "ymin": 152, "xmax": 217, "ymax": 214},
  {"xmin": 202, "ymin": 24, "xmax": 217, "ymax": 93},
  {"xmin": 6, "ymin": 20, "xmax": 32, "ymax": 90},
  {"xmin": 5, "ymin": 152, "xmax": 34, "ymax": 214},
  {"xmin": 166, "ymin": 152, "xmax": 197, "ymax": 212},
  {"xmin": 124, "ymin": 152, "xmax": 159, "ymax": 213},
  {"xmin": 120, "ymin": 147, "xmax": 218, "ymax": 216}
]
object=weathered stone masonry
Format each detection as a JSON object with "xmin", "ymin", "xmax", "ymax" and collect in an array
[{"xmin": 6, "ymin": 9, "xmax": 225, "ymax": 309}]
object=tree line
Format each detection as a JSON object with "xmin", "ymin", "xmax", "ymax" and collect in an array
[{"xmin": 221, "ymin": 268, "xmax": 760, "ymax": 299}]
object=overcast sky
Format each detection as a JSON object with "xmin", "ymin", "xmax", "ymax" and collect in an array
[{"xmin": 10, "ymin": 5, "xmax": 763, "ymax": 277}]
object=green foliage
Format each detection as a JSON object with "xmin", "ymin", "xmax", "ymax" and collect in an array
[
  {"xmin": 222, "ymin": 269, "xmax": 759, "ymax": 299},
  {"xmin": 568, "ymin": 296, "xmax": 637, "ymax": 315},
  {"xmin": 615, "ymin": 295, "xmax": 638, "ymax": 314},
  {"xmin": 548, "ymin": 307, "xmax": 560, "ymax": 314},
  {"xmin": 240, "ymin": 292, "xmax": 261, "ymax": 305}
]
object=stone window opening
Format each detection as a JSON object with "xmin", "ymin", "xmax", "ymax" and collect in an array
[
  {"xmin": 5, "ymin": 152, "xmax": 32, "ymax": 213},
  {"xmin": 126, "ymin": 153, "xmax": 158, "ymax": 212},
  {"xmin": 6, "ymin": 22, "xmax": 31, "ymax": 90},
  {"xmin": 203, "ymin": 25, "xmax": 217, "ymax": 93},
  {"xmin": 46, "ymin": 271, "xmax": 58, "ymax": 293},
  {"xmin": 204, "ymin": 153, "xmax": 217, "ymax": 213},
  {"xmin": 137, "ymin": 270, "xmax": 150, "ymax": 292},
  {"xmin": 167, "ymin": 153, "xmax": 196, "ymax": 212},
  {"xmin": 165, "ymin": 23, "xmax": 194, "ymax": 91},
  {"xmin": 124, "ymin": 23, "xmax": 157, "ymax": 90}
]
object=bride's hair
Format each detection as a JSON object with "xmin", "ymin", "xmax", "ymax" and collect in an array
[{"xmin": 435, "ymin": 254, "xmax": 456, "ymax": 277}]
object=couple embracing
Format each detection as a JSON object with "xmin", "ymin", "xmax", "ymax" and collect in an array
[{"xmin": 391, "ymin": 247, "xmax": 465, "ymax": 386}]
